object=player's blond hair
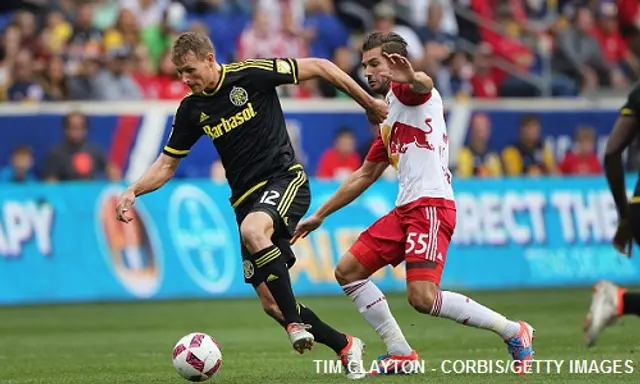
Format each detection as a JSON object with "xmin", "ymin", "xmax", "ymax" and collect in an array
[{"xmin": 171, "ymin": 32, "xmax": 215, "ymax": 65}]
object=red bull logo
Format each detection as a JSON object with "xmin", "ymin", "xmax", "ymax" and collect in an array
[{"xmin": 385, "ymin": 119, "xmax": 435, "ymax": 169}]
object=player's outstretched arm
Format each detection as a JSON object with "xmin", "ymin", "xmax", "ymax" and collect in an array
[
  {"xmin": 296, "ymin": 58, "xmax": 387, "ymax": 123},
  {"xmin": 292, "ymin": 160, "xmax": 388, "ymax": 243},
  {"xmin": 115, "ymin": 153, "xmax": 180, "ymax": 223}
]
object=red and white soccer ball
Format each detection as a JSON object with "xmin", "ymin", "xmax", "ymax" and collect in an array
[{"xmin": 172, "ymin": 332, "xmax": 222, "ymax": 382}]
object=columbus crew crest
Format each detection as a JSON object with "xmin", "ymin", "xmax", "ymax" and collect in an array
[
  {"xmin": 243, "ymin": 260, "xmax": 254, "ymax": 279},
  {"xmin": 230, "ymin": 86, "xmax": 248, "ymax": 107}
]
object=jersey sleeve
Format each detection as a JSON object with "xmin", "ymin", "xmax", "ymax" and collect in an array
[
  {"xmin": 365, "ymin": 136, "xmax": 389, "ymax": 163},
  {"xmin": 391, "ymin": 82, "xmax": 432, "ymax": 106},
  {"xmin": 620, "ymin": 85, "xmax": 640, "ymax": 116},
  {"xmin": 163, "ymin": 98, "xmax": 202, "ymax": 158},
  {"xmin": 244, "ymin": 58, "xmax": 299, "ymax": 88}
]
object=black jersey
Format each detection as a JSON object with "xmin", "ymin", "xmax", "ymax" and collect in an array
[
  {"xmin": 163, "ymin": 58, "xmax": 300, "ymax": 208},
  {"xmin": 621, "ymin": 82, "xmax": 640, "ymax": 117}
]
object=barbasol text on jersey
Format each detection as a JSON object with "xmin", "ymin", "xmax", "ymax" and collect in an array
[{"xmin": 203, "ymin": 102, "xmax": 257, "ymax": 140}]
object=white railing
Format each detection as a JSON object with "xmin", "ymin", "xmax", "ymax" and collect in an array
[{"xmin": 0, "ymin": 97, "xmax": 628, "ymax": 115}]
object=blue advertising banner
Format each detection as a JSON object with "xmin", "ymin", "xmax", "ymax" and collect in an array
[{"xmin": 1, "ymin": 176, "xmax": 640, "ymax": 305}]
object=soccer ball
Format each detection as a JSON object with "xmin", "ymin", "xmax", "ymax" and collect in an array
[{"xmin": 172, "ymin": 332, "xmax": 222, "ymax": 382}]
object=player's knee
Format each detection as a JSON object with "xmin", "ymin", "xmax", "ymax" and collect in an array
[
  {"xmin": 240, "ymin": 217, "xmax": 272, "ymax": 252},
  {"xmin": 407, "ymin": 283, "xmax": 438, "ymax": 314},
  {"xmin": 335, "ymin": 252, "xmax": 370, "ymax": 285}
]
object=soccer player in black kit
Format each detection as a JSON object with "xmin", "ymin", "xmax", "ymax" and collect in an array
[
  {"xmin": 115, "ymin": 32, "xmax": 388, "ymax": 374},
  {"xmin": 583, "ymin": 82, "xmax": 640, "ymax": 347}
]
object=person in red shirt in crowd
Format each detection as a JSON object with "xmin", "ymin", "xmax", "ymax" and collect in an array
[
  {"xmin": 470, "ymin": 43, "xmax": 498, "ymax": 99},
  {"xmin": 617, "ymin": 0, "xmax": 640, "ymax": 46},
  {"xmin": 316, "ymin": 128, "xmax": 361, "ymax": 180},
  {"xmin": 559, "ymin": 125, "xmax": 603, "ymax": 175},
  {"xmin": 592, "ymin": 2, "xmax": 640, "ymax": 81},
  {"xmin": 133, "ymin": 49, "xmax": 190, "ymax": 100}
]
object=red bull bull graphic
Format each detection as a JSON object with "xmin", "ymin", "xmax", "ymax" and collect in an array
[{"xmin": 382, "ymin": 119, "xmax": 435, "ymax": 168}]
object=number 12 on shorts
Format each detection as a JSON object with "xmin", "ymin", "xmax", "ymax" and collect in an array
[
  {"xmin": 406, "ymin": 232, "xmax": 440, "ymax": 262},
  {"xmin": 260, "ymin": 190, "xmax": 280, "ymax": 205}
]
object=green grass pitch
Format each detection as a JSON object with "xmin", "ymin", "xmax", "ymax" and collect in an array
[{"xmin": 1, "ymin": 287, "xmax": 639, "ymax": 383}]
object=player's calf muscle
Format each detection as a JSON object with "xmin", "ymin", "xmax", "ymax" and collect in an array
[
  {"xmin": 407, "ymin": 281, "xmax": 438, "ymax": 314},
  {"xmin": 240, "ymin": 212, "xmax": 274, "ymax": 253},
  {"xmin": 256, "ymin": 283, "xmax": 286, "ymax": 324}
]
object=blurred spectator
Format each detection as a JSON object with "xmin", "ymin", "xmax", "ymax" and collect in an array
[
  {"xmin": 40, "ymin": 55, "xmax": 68, "ymax": 101},
  {"xmin": 469, "ymin": 43, "xmax": 498, "ymax": 99},
  {"xmin": 7, "ymin": 49, "xmax": 45, "ymax": 102},
  {"xmin": 93, "ymin": 47, "xmax": 142, "ymax": 100},
  {"xmin": 372, "ymin": 2, "xmax": 424, "ymax": 64},
  {"xmin": 502, "ymin": 114, "xmax": 558, "ymax": 176},
  {"xmin": 0, "ymin": 26, "xmax": 22, "ymax": 100},
  {"xmin": 317, "ymin": 128, "xmax": 361, "ymax": 180},
  {"xmin": 318, "ymin": 46, "xmax": 358, "ymax": 98},
  {"xmin": 12, "ymin": 10, "xmax": 40, "ymax": 57},
  {"xmin": 280, "ymin": 5, "xmax": 309, "ymax": 59},
  {"xmin": 0, "ymin": 145, "xmax": 36, "ymax": 182},
  {"xmin": 65, "ymin": 2, "xmax": 103, "ymax": 76},
  {"xmin": 456, "ymin": 113, "xmax": 502, "ymax": 178},
  {"xmin": 120, "ymin": 0, "xmax": 173, "ymax": 29},
  {"xmin": 558, "ymin": 125, "xmax": 603, "ymax": 175},
  {"xmin": 416, "ymin": 1, "xmax": 456, "ymax": 51},
  {"xmin": 419, "ymin": 1, "xmax": 456, "ymax": 77},
  {"xmin": 617, "ymin": 0, "xmax": 640, "ymax": 56},
  {"xmin": 553, "ymin": 6, "xmax": 626, "ymax": 93},
  {"xmin": 303, "ymin": 0, "xmax": 349, "ymax": 60},
  {"xmin": 236, "ymin": 9, "xmax": 288, "ymax": 60},
  {"xmin": 92, "ymin": 0, "xmax": 120, "ymax": 31},
  {"xmin": 41, "ymin": 10, "xmax": 72, "ymax": 56},
  {"xmin": 103, "ymin": 8, "xmax": 140, "ymax": 53},
  {"xmin": 409, "ymin": 0, "xmax": 459, "ymax": 36},
  {"xmin": 436, "ymin": 50, "xmax": 473, "ymax": 98},
  {"xmin": 43, "ymin": 111, "xmax": 120, "ymax": 182},
  {"xmin": 65, "ymin": 56, "xmax": 101, "ymax": 100},
  {"xmin": 133, "ymin": 48, "xmax": 189, "ymax": 100},
  {"xmin": 593, "ymin": 2, "xmax": 640, "ymax": 82}
]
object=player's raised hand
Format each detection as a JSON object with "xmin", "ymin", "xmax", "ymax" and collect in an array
[
  {"xmin": 366, "ymin": 98, "xmax": 388, "ymax": 125},
  {"xmin": 613, "ymin": 218, "xmax": 633, "ymax": 257},
  {"xmin": 291, "ymin": 214, "xmax": 324, "ymax": 244},
  {"xmin": 116, "ymin": 189, "xmax": 136, "ymax": 223},
  {"xmin": 380, "ymin": 52, "xmax": 415, "ymax": 84}
]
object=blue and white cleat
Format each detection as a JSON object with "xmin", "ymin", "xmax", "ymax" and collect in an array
[{"xmin": 504, "ymin": 320, "xmax": 535, "ymax": 375}]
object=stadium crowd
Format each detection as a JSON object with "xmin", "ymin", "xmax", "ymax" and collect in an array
[
  {"xmin": 1, "ymin": 0, "xmax": 640, "ymax": 102},
  {"xmin": 0, "ymin": 0, "xmax": 639, "ymax": 182}
]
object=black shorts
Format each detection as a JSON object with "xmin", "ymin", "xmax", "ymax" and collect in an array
[{"xmin": 233, "ymin": 165, "xmax": 310, "ymax": 283}]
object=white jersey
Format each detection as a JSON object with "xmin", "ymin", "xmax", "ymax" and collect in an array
[{"xmin": 367, "ymin": 82, "xmax": 455, "ymax": 208}]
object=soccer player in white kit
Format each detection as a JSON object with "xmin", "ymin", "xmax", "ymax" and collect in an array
[{"xmin": 292, "ymin": 32, "xmax": 535, "ymax": 379}]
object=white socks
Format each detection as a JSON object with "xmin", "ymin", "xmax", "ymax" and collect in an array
[
  {"xmin": 430, "ymin": 290, "xmax": 521, "ymax": 339},
  {"xmin": 342, "ymin": 280, "xmax": 413, "ymax": 356}
]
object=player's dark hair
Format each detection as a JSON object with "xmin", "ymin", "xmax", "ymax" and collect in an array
[
  {"xmin": 171, "ymin": 32, "xmax": 215, "ymax": 65},
  {"xmin": 361, "ymin": 32, "xmax": 408, "ymax": 58}
]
